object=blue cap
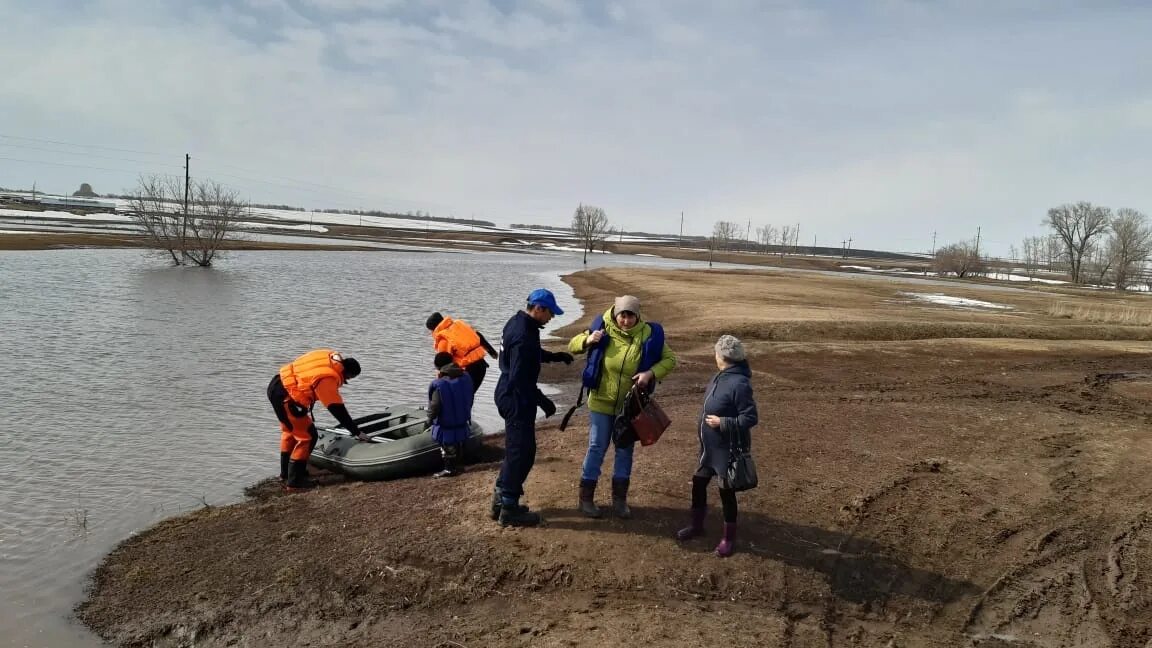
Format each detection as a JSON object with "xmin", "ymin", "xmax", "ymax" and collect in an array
[{"xmin": 526, "ymin": 288, "xmax": 564, "ymax": 315}]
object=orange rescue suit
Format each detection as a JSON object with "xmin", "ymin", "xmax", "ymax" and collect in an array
[
  {"xmin": 432, "ymin": 317, "xmax": 487, "ymax": 368},
  {"xmin": 279, "ymin": 349, "xmax": 347, "ymax": 408},
  {"xmin": 278, "ymin": 349, "xmax": 346, "ymax": 461}
]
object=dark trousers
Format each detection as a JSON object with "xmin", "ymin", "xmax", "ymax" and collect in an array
[
  {"xmin": 464, "ymin": 359, "xmax": 488, "ymax": 394},
  {"xmin": 496, "ymin": 416, "xmax": 537, "ymax": 499}
]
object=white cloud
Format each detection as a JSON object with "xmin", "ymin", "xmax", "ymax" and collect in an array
[{"xmin": 2, "ymin": 1, "xmax": 1152, "ymax": 255}]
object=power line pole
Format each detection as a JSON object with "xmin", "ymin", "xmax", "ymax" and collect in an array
[
  {"xmin": 974, "ymin": 226, "xmax": 981, "ymax": 257},
  {"xmin": 181, "ymin": 153, "xmax": 190, "ymax": 258},
  {"xmin": 679, "ymin": 211, "xmax": 683, "ymax": 248},
  {"xmin": 931, "ymin": 230, "xmax": 937, "ymax": 255}
]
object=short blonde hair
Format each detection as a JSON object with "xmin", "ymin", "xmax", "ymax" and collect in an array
[{"xmin": 714, "ymin": 334, "xmax": 746, "ymax": 362}]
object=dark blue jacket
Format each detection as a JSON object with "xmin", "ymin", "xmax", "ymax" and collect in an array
[
  {"xmin": 697, "ymin": 361, "xmax": 759, "ymax": 477},
  {"xmin": 494, "ymin": 310, "xmax": 564, "ymax": 421},
  {"xmin": 428, "ymin": 365, "xmax": 474, "ymax": 445}
]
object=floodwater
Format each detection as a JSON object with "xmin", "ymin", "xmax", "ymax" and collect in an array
[{"xmin": 0, "ymin": 246, "xmax": 731, "ymax": 647}]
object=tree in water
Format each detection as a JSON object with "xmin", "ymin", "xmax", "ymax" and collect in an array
[
  {"xmin": 127, "ymin": 175, "xmax": 247, "ymax": 267},
  {"xmin": 571, "ymin": 203, "xmax": 610, "ymax": 264}
]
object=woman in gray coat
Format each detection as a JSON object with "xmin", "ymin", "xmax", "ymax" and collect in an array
[{"xmin": 675, "ymin": 335, "xmax": 759, "ymax": 557}]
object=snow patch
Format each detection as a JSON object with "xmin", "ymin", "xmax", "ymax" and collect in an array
[{"xmin": 900, "ymin": 292, "xmax": 1013, "ymax": 310}]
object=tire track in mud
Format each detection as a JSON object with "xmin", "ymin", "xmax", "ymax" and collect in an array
[{"xmin": 965, "ymin": 516, "xmax": 1152, "ymax": 648}]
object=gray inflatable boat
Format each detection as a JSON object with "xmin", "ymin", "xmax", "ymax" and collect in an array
[{"xmin": 310, "ymin": 405, "xmax": 482, "ymax": 481}]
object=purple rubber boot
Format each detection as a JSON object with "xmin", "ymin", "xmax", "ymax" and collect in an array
[
  {"xmin": 714, "ymin": 522, "xmax": 737, "ymax": 557},
  {"xmin": 675, "ymin": 507, "xmax": 706, "ymax": 541}
]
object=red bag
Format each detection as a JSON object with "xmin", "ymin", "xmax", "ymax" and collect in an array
[{"xmin": 629, "ymin": 387, "xmax": 671, "ymax": 446}]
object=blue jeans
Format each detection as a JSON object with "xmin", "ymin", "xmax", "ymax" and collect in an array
[{"xmin": 580, "ymin": 411, "xmax": 633, "ymax": 482}]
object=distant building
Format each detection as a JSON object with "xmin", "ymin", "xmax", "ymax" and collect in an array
[{"xmin": 36, "ymin": 196, "xmax": 119, "ymax": 212}]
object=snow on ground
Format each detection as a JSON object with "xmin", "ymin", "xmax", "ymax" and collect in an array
[
  {"xmin": 900, "ymin": 292, "xmax": 1013, "ymax": 310},
  {"xmin": 237, "ymin": 222, "xmax": 328, "ymax": 233},
  {"xmin": 0, "ymin": 207, "xmax": 133, "ymax": 222},
  {"xmin": 840, "ymin": 264, "xmax": 909, "ymax": 272},
  {"xmin": 985, "ymin": 272, "xmax": 1067, "ymax": 285}
]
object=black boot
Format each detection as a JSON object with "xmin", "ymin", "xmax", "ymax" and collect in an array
[
  {"xmin": 578, "ymin": 479, "xmax": 602, "ymax": 518},
  {"xmin": 433, "ymin": 445, "xmax": 461, "ymax": 478},
  {"xmin": 279, "ymin": 452, "xmax": 291, "ymax": 483},
  {"xmin": 285, "ymin": 460, "xmax": 317, "ymax": 492},
  {"xmin": 499, "ymin": 501, "xmax": 542, "ymax": 527},
  {"xmin": 611, "ymin": 478, "xmax": 632, "ymax": 519}
]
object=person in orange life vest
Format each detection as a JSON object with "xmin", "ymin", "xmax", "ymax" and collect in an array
[
  {"xmin": 427, "ymin": 351, "xmax": 475, "ymax": 478},
  {"xmin": 426, "ymin": 312, "xmax": 498, "ymax": 394},
  {"xmin": 266, "ymin": 349, "xmax": 367, "ymax": 491}
]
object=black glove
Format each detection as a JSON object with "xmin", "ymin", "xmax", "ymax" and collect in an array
[
  {"xmin": 539, "ymin": 396, "xmax": 557, "ymax": 418},
  {"xmin": 554, "ymin": 352, "xmax": 574, "ymax": 365}
]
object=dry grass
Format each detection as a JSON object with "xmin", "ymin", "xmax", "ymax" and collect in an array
[
  {"xmin": 1046, "ymin": 299, "xmax": 1152, "ymax": 326},
  {"xmin": 564, "ymin": 267, "xmax": 1152, "ymax": 343}
]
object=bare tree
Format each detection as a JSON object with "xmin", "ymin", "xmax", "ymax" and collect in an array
[
  {"xmin": 127, "ymin": 175, "xmax": 247, "ymax": 267},
  {"xmin": 1045, "ymin": 202, "xmax": 1112, "ymax": 283},
  {"xmin": 571, "ymin": 204, "xmax": 610, "ymax": 264},
  {"xmin": 712, "ymin": 221, "xmax": 740, "ymax": 251},
  {"xmin": 933, "ymin": 241, "xmax": 986, "ymax": 278},
  {"xmin": 1107, "ymin": 208, "xmax": 1152, "ymax": 290},
  {"xmin": 755, "ymin": 224, "xmax": 777, "ymax": 254},
  {"xmin": 779, "ymin": 225, "xmax": 793, "ymax": 257},
  {"xmin": 1021, "ymin": 236, "xmax": 1044, "ymax": 279},
  {"xmin": 1043, "ymin": 234, "xmax": 1065, "ymax": 274}
]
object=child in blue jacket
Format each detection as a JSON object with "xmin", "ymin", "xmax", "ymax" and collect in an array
[{"xmin": 428, "ymin": 352, "xmax": 474, "ymax": 478}]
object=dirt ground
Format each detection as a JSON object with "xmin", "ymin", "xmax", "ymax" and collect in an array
[{"xmin": 77, "ymin": 267, "xmax": 1152, "ymax": 647}]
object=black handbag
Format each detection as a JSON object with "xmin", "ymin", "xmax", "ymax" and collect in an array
[{"xmin": 723, "ymin": 432, "xmax": 758, "ymax": 492}]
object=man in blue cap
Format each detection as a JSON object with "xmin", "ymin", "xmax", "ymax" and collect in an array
[{"xmin": 491, "ymin": 288, "xmax": 575, "ymax": 526}]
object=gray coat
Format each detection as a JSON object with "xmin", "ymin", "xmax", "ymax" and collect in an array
[{"xmin": 696, "ymin": 361, "xmax": 759, "ymax": 477}]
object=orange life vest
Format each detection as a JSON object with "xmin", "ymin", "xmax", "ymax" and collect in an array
[
  {"xmin": 279, "ymin": 349, "xmax": 346, "ymax": 408},
  {"xmin": 433, "ymin": 317, "xmax": 487, "ymax": 368}
]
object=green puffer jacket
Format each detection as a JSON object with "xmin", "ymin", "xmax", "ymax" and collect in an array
[{"xmin": 568, "ymin": 307, "xmax": 677, "ymax": 415}]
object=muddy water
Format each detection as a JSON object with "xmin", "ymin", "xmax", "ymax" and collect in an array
[{"xmin": 0, "ymin": 247, "xmax": 738, "ymax": 647}]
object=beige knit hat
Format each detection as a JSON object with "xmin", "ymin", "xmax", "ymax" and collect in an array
[{"xmin": 613, "ymin": 295, "xmax": 641, "ymax": 316}]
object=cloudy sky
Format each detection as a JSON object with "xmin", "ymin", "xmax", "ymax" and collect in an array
[{"xmin": 3, "ymin": 0, "xmax": 1151, "ymax": 255}]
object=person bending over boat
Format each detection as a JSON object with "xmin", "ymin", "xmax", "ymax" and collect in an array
[
  {"xmin": 267, "ymin": 349, "xmax": 367, "ymax": 492},
  {"xmin": 426, "ymin": 312, "xmax": 498, "ymax": 394},
  {"xmin": 491, "ymin": 288, "xmax": 574, "ymax": 527},
  {"xmin": 427, "ymin": 352, "xmax": 475, "ymax": 478}
]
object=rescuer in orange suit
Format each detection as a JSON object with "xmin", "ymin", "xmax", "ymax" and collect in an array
[
  {"xmin": 267, "ymin": 349, "xmax": 366, "ymax": 491},
  {"xmin": 426, "ymin": 312, "xmax": 499, "ymax": 394}
]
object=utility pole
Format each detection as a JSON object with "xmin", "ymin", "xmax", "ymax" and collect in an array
[
  {"xmin": 931, "ymin": 230, "xmax": 937, "ymax": 256},
  {"xmin": 974, "ymin": 226, "xmax": 981, "ymax": 257},
  {"xmin": 708, "ymin": 237, "xmax": 714, "ymax": 268},
  {"xmin": 679, "ymin": 211, "xmax": 684, "ymax": 248},
  {"xmin": 746, "ymin": 219, "xmax": 751, "ymax": 241},
  {"xmin": 181, "ymin": 154, "xmax": 190, "ymax": 259}
]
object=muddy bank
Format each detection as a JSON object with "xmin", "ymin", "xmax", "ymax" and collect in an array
[{"xmin": 78, "ymin": 268, "xmax": 1152, "ymax": 647}]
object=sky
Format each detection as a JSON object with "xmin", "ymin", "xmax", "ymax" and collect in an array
[{"xmin": 2, "ymin": 0, "xmax": 1152, "ymax": 256}]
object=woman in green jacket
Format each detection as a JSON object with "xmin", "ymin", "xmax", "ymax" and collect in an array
[{"xmin": 568, "ymin": 295, "xmax": 676, "ymax": 518}]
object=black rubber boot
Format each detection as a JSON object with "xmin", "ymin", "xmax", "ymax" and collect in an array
[
  {"xmin": 279, "ymin": 452, "xmax": 291, "ymax": 483},
  {"xmin": 499, "ymin": 502, "xmax": 542, "ymax": 527},
  {"xmin": 433, "ymin": 445, "xmax": 461, "ymax": 478},
  {"xmin": 284, "ymin": 460, "xmax": 317, "ymax": 492},
  {"xmin": 611, "ymin": 478, "xmax": 632, "ymax": 519},
  {"xmin": 578, "ymin": 479, "xmax": 602, "ymax": 518}
]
